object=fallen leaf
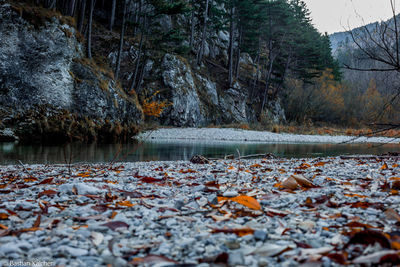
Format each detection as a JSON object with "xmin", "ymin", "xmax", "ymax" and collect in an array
[
  {"xmin": 0, "ymin": 213, "xmax": 9, "ymax": 220},
  {"xmin": 110, "ymin": 211, "xmax": 118, "ymax": 219},
  {"xmin": 38, "ymin": 190, "xmax": 58, "ymax": 198},
  {"xmin": 353, "ymin": 250, "xmax": 400, "ymax": 265},
  {"xmin": 381, "ymin": 163, "xmax": 389, "ymax": 170},
  {"xmin": 218, "ymin": 195, "xmax": 261, "ymax": 210},
  {"xmin": 101, "ymin": 221, "xmax": 129, "ymax": 231},
  {"xmin": 211, "ymin": 227, "xmax": 254, "ymax": 237},
  {"xmin": 314, "ymin": 162, "xmax": 327, "ymax": 167},
  {"xmin": 252, "ymin": 244, "xmax": 293, "ymax": 257},
  {"xmin": 130, "ymin": 255, "xmax": 178, "ymax": 265},
  {"xmin": 291, "ymin": 175, "xmax": 315, "ymax": 188},
  {"xmin": 116, "ymin": 201, "xmax": 136, "ymax": 208},
  {"xmin": 346, "ymin": 229, "xmax": 391, "ymax": 249},
  {"xmin": 385, "ymin": 208, "xmax": 400, "ymax": 222},
  {"xmin": 37, "ymin": 178, "xmax": 54, "ymax": 185},
  {"xmin": 33, "ymin": 215, "xmax": 41, "ymax": 228},
  {"xmin": 281, "ymin": 176, "xmax": 299, "ymax": 190}
]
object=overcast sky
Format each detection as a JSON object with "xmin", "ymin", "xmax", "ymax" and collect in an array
[{"xmin": 303, "ymin": 0, "xmax": 398, "ymax": 34}]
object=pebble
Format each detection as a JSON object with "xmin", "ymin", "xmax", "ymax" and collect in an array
[
  {"xmin": 254, "ymin": 230, "xmax": 268, "ymax": 242},
  {"xmin": 223, "ymin": 190, "xmax": 239, "ymax": 197}
]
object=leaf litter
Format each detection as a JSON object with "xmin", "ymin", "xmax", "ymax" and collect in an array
[{"xmin": 0, "ymin": 156, "xmax": 399, "ymax": 265}]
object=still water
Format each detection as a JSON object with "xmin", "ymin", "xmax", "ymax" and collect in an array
[{"xmin": 0, "ymin": 140, "xmax": 399, "ymax": 165}]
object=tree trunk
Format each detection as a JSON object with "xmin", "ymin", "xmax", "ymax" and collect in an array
[
  {"xmin": 115, "ymin": 0, "xmax": 127, "ymax": 80},
  {"xmin": 250, "ymin": 50, "xmax": 260, "ymax": 98},
  {"xmin": 196, "ymin": 0, "xmax": 210, "ymax": 66},
  {"xmin": 109, "ymin": 0, "xmax": 116, "ymax": 31},
  {"xmin": 235, "ymin": 26, "xmax": 242, "ymax": 79},
  {"xmin": 78, "ymin": 0, "xmax": 86, "ymax": 33},
  {"xmin": 228, "ymin": 5, "xmax": 235, "ymax": 88},
  {"xmin": 261, "ymin": 54, "xmax": 276, "ymax": 113},
  {"xmin": 69, "ymin": 0, "xmax": 76, "ymax": 16},
  {"xmin": 189, "ymin": 5, "xmax": 195, "ymax": 50},
  {"xmin": 130, "ymin": 27, "xmax": 145, "ymax": 92},
  {"xmin": 86, "ymin": 0, "xmax": 94, "ymax": 59}
]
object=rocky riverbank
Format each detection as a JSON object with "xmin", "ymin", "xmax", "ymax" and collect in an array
[
  {"xmin": 0, "ymin": 156, "xmax": 399, "ymax": 266},
  {"xmin": 139, "ymin": 127, "xmax": 400, "ymax": 144}
]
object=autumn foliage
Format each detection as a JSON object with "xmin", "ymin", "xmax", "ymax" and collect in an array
[{"xmin": 141, "ymin": 91, "xmax": 170, "ymax": 118}]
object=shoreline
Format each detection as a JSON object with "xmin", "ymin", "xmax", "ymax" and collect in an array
[
  {"xmin": 138, "ymin": 127, "xmax": 400, "ymax": 144},
  {"xmin": 0, "ymin": 157, "xmax": 399, "ymax": 266}
]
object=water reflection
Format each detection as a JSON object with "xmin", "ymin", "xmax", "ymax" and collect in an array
[{"xmin": 0, "ymin": 140, "xmax": 399, "ymax": 165}]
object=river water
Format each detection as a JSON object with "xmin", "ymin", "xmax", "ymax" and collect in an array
[{"xmin": 0, "ymin": 140, "xmax": 399, "ymax": 165}]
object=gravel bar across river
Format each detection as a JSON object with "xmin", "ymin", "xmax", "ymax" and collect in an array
[{"xmin": 138, "ymin": 128, "xmax": 400, "ymax": 144}]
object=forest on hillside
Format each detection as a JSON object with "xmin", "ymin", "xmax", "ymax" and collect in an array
[{"xmin": 16, "ymin": 1, "xmax": 345, "ymax": 122}]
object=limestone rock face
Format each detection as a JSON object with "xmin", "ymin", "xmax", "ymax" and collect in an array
[
  {"xmin": 161, "ymin": 54, "xmax": 205, "ymax": 126},
  {"xmin": 0, "ymin": 3, "xmax": 143, "ymax": 142}
]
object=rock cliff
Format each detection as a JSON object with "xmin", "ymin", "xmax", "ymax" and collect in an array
[{"xmin": 0, "ymin": 1, "xmax": 143, "ymax": 142}]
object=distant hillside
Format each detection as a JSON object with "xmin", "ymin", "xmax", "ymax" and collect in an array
[{"xmin": 329, "ymin": 21, "xmax": 381, "ymax": 56}]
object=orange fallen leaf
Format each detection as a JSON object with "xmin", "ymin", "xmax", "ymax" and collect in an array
[
  {"xmin": 297, "ymin": 163, "xmax": 311, "ymax": 169},
  {"xmin": 314, "ymin": 162, "xmax": 327, "ymax": 167},
  {"xmin": 116, "ymin": 201, "xmax": 136, "ymax": 208},
  {"xmin": 393, "ymin": 164, "xmax": 399, "ymax": 168},
  {"xmin": 344, "ymin": 193, "xmax": 367, "ymax": 199},
  {"xmin": 211, "ymin": 227, "xmax": 255, "ymax": 237},
  {"xmin": 218, "ymin": 195, "xmax": 261, "ymax": 210},
  {"xmin": 0, "ymin": 213, "xmax": 9, "ymax": 220},
  {"xmin": 24, "ymin": 177, "xmax": 38, "ymax": 183},
  {"xmin": 110, "ymin": 211, "xmax": 118, "ymax": 219},
  {"xmin": 381, "ymin": 163, "xmax": 389, "ymax": 170},
  {"xmin": 250, "ymin": 164, "xmax": 262, "ymax": 168},
  {"xmin": 72, "ymin": 225, "xmax": 88, "ymax": 230}
]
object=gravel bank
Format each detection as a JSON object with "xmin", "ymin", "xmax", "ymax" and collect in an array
[
  {"xmin": 0, "ymin": 156, "xmax": 399, "ymax": 266},
  {"xmin": 138, "ymin": 128, "xmax": 399, "ymax": 144}
]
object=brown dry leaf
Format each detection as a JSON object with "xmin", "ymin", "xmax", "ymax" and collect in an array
[
  {"xmin": 0, "ymin": 213, "xmax": 9, "ymax": 220},
  {"xmin": 385, "ymin": 208, "xmax": 400, "ymax": 222},
  {"xmin": 218, "ymin": 195, "xmax": 261, "ymax": 210},
  {"xmin": 346, "ymin": 229, "xmax": 391, "ymax": 249},
  {"xmin": 37, "ymin": 178, "xmax": 54, "ymax": 185},
  {"xmin": 0, "ymin": 224, "xmax": 8, "ymax": 230},
  {"xmin": 33, "ymin": 214, "xmax": 41, "ymax": 228},
  {"xmin": 353, "ymin": 250, "xmax": 400, "ymax": 265},
  {"xmin": 130, "ymin": 255, "xmax": 177, "ymax": 266},
  {"xmin": 297, "ymin": 163, "xmax": 312, "ymax": 169},
  {"xmin": 281, "ymin": 176, "xmax": 299, "ymax": 190},
  {"xmin": 291, "ymin": 175, "xmax": 315, "ymax": 188},
  {"xmin": 211, "ymin": 227, "xmax": 255, "ymax": 237},
  {"xmin": 101, "ymin": 221, "xmax": 129, "ymax": 231},
  {"xmin": 38, "ymin": 189, "xmax": 58, "ymax": 198}
]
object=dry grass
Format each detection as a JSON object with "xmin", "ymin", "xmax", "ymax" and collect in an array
[{"xmin": 207, "ymin": 123, "xmax": 400, "ymax": 138}]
